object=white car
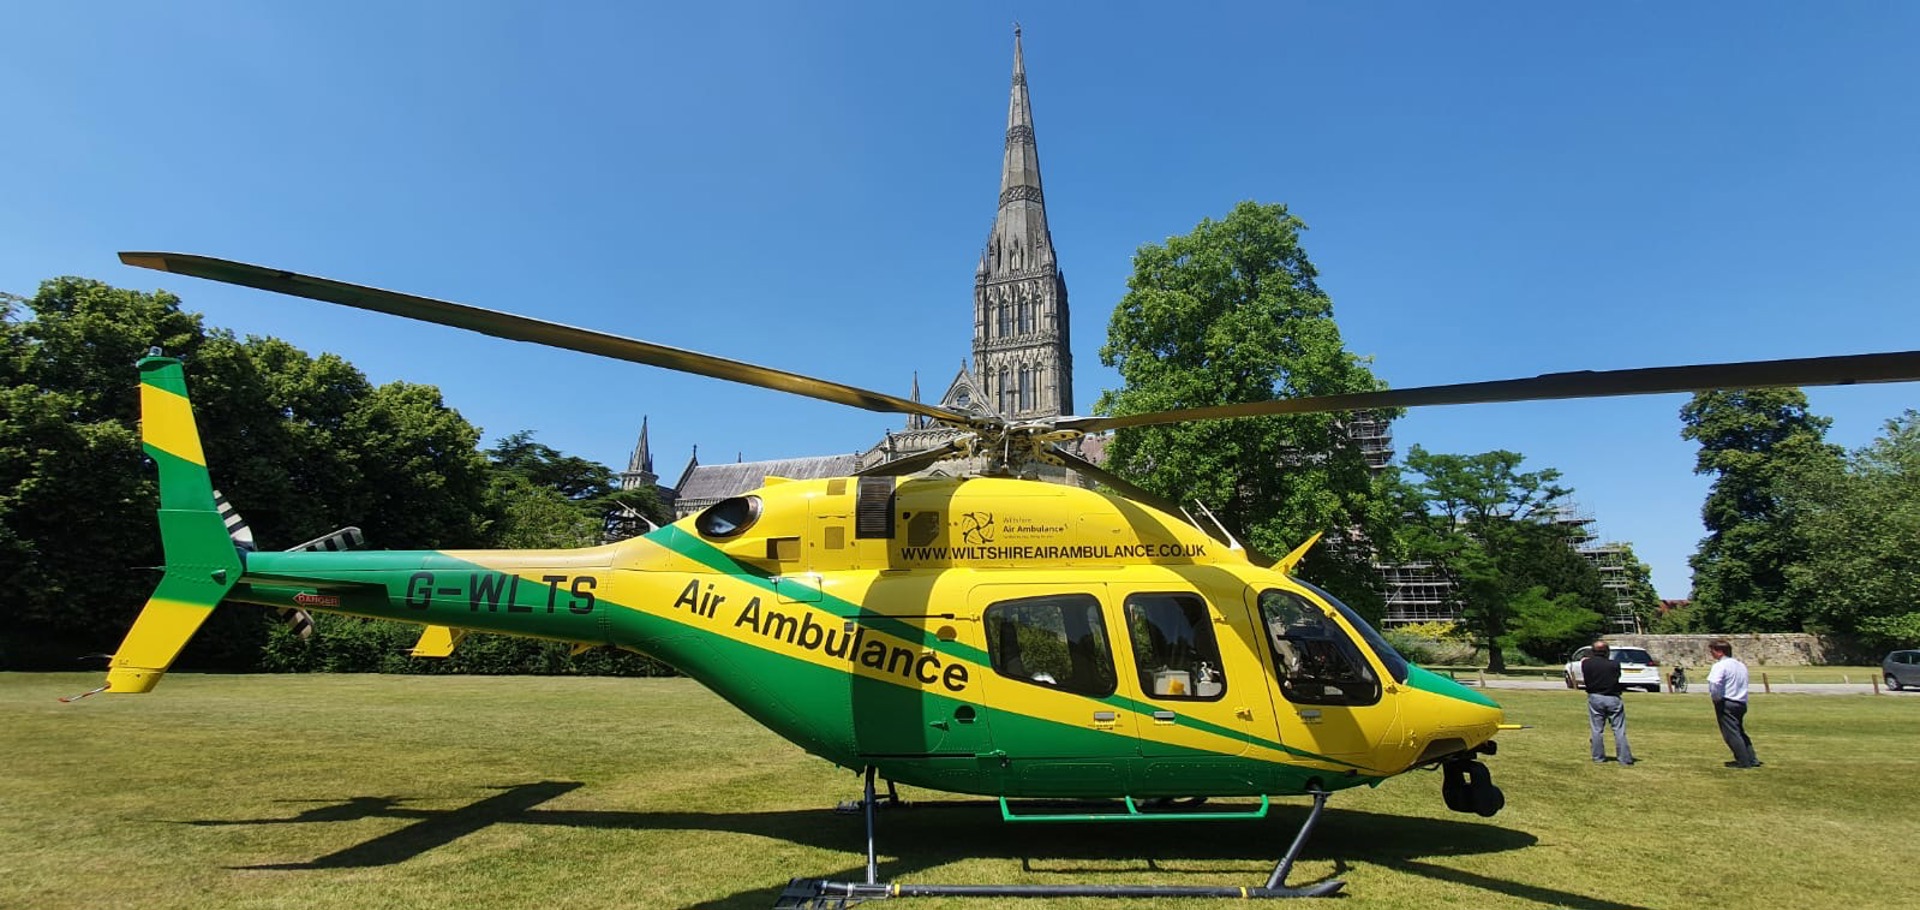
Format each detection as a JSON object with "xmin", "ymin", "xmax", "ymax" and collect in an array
[{"xmin": 1564, "ymin": 646, "xmax": 1663, "ymax": 692}]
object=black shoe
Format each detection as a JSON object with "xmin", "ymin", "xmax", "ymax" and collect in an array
[
  {"xmin": 1724, "ymin": 761, "xmax": 1753, "ymax": 769},
  {"xmin": 1620, "ymin": 760, "xmax": 1636, "ymax": 766}
]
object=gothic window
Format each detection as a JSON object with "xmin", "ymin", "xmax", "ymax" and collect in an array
[
  {"xmin": 997, "ymin": 300, "xmax": 1011, "ymax": 338},
  {"xmin": 999, "ymin": 368, "xmax": 1013, "ymax": 415},
  {"xmin": 1018, "ymin": 365, "xmax": 1033, "ymax": 411}
]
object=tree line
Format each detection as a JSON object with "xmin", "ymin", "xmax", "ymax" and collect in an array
[
  {"xmin": 1096, "ymin": 201, "xmax": 1913, "ymax": 666},
  {"xmin": 1675, "ymin": 389, "xmax": 1919, "ymax": 646},
  {"xmin": 6, "ymin": 203, "xmax": 1913, "ymax": 674}
]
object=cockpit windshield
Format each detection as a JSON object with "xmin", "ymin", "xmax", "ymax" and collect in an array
[{"xmin": 1296, "ymin": 580, "xmax": 1410, "ymax": 684}]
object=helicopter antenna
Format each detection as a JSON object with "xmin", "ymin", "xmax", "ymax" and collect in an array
[
  {"xmin": 1190, "ymin": 500, "xmax": 1245, "ymax": 554},
  {"xmin": 1177, "ymin": 505, "xmax": 1220, "ymax": 541}
]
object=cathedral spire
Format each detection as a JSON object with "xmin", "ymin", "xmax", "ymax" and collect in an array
[
  {"xmin": 987, "ymin": 25, "xmax": 1049, "ymax": 278},
  {"xmin": 974, "ymin": 26, "xmax": 1072, "ymax": 419},
  {"xmin": 630, "ymin": 417, "xmax": 653, "ymax": 474},
  {"xmin": 907, "ymin": 372, "xmax": 926, "ymax": 430},
  {"xmin": 619, "ymin": 416, "xmax": 658, "ymax": 491}
]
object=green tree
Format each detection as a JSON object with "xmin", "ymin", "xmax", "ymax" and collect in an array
[
  {"xmin": 1680, "ymin": 388, "xmax": 1842, "ymax": 632},
  {"xmin": 1781, "ymin": 410, "xmax": 1920, "ymax": 648},
  {"xmin": 1399, "ymin": 446, "xmax": 1606, "ymax": 670},
  {"xmin": 488, "ymin": 479, "xmax": 605, "ymax": 549},
  {"xmin": 1499, "ymin": 521, "xmax": 1609, "ymax": 662},
  {"xmin": 1095, "ymin": 201, "xmax": 1399, "ymax": 618},
  {"xmin": 0, "ymin": 277, "xmax": 491, "ymax": 667},
  {"xmin": 482, "ymin": 430, "xmax": 668, "ymax": 547},
  {"xmin": 335, "ymin": 381, "xmax": 489, "ymax": 549},
  {"xmin": 1, "ymin": 280, "xmax": 202, "ymax": 665},
  {"xmin": 487, "ymin": 430, "xmax": 619, "ymax": 501}
]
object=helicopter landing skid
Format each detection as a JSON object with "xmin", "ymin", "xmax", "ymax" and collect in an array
[
  {"xmin": 775, "ymin": 771, "xmax": 1343, "ymax": 907},
  {"xmin": 833, "ymin": 777, "xmax": 908, "ymax": 815}
]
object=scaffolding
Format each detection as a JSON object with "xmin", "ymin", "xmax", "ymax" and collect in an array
[
  {"xmin": 1379, "ymin": 560, "xmax": 1457, "ymax": 625},
  {"xmin": 1377, "ymin": 505, "xmax": 1643, "ymax": 632},
  {"xmin": 1345, "ymin": 413, "xmax": 1394, "ymax": 471}
]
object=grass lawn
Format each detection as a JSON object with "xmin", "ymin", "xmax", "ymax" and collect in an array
[{"xmin": 4, "ymin": 672, "xmax": 1915, "ymax": 909}]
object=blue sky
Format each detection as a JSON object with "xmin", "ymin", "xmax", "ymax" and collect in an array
[{"xmin": 5, "ymin": 3, "xmax": 1917, "ymax": 598}]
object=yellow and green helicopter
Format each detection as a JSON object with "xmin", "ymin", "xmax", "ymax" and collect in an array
[{"xmin": 92, "ymin": 253, "xmax": 1920, "ymax": 901}]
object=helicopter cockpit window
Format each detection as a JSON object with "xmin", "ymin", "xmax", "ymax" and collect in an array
[
  {"xmin": 984, "ymin": 593, "xmax": 1117, "ymax": 699},
  {"xmin": 1258, "ymin": 588, "xmax": 1381, "ymax": 707},
  {"xmin": 695, "ymin": 496, "xmax": 761, "ymax": 539},
  {"xmin": 1297, "ymin": 579, "xmax": 1410, "ymax": 684},
  {"xmin": 1124, "ymin": 592, "xmax": 1226, "ymax": 701}
]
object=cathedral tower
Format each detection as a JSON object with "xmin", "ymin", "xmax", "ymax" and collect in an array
[{"xmin": 973, "ymin": 27, "xmax": 1073, "ymax": 419}]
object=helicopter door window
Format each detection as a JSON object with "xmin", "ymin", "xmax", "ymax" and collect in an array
[
  {"xmin": 983, "ymin": 594, "xmax": 1117, "ymax": 698},
  {"xmin": 1257, "ymin": 589, "xmax": 1381, "ymax": 707},
  {"xmin": 1123, "ymin": 593, "xmax": 1226, "ymax": 701}
]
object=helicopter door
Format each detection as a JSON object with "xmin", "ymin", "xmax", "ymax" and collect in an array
[
  {"xmin": 843, "ymin": 572, "xmax": 996, "ymax": 774},
  {"xmin": 1112, "ymin": 587, "xmax": 1276, "ymax": 795},
  {"xmin": 1252, "ymin": 587, "xmax": 1399, "ymax": 770},
  {"xmin": 970, "ymin": 585, "xmax": 1135, "ymax": 797}
]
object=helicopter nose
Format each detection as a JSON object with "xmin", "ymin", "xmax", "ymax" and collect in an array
[{"xmin": 1403, "ymin": 665, "xmax": 1506, "ymax": 745}]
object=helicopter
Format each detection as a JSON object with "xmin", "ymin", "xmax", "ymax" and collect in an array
[{"xmin": 92, "ymin": 252, "xmax": 1920, "ymax": 902}]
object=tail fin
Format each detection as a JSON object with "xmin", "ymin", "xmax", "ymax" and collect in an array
[{"xmin": 103, "ymin": 356, "xmax": 243, "ymax": 693}]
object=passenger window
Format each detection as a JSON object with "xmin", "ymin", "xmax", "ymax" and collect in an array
[
  {"xmin": 984, "ymin": 594, "xmax": 1117, "ymax": 698},
  {"xmin": 1124, "ymin": 592, "xmax": 1226, "ymax": 700},
  {"xmin": 1258, "ymin": 589, "xmax": 1381, "ymax": 707}
]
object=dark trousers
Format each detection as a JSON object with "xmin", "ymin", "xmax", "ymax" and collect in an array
[{"xmin": 1714, "ymin": 698, "xmax": 1757, "ymax": 766}]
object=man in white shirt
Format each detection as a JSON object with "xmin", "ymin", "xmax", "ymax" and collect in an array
[{"xmin": 1706, "ymin": 639, "xmax": 1761, "ymax": 769}]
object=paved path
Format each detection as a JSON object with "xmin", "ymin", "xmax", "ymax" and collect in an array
[{"xmin": 1469, "ymin": 676, "xmax": 1916, "ymax": 696}]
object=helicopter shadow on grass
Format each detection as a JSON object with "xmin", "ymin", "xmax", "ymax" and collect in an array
[{"xmin": 182, "ymin": 781, "xmax": 1645, "ymax": 909}]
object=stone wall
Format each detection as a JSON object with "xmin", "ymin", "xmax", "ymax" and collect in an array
[{"xmin": 1600, "ymin": 633, "xmax": 1837, "ymax": 667}]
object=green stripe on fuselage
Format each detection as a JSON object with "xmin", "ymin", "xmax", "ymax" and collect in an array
[
  {"xmin": 1405, "ymin": 664, "xmax": 1501, "ymax": 708},
  {"xmin": 647, "ymin": 526, "xmax": 1373, "ymax": 775}
]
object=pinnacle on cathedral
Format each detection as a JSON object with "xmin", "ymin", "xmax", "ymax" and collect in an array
[
  {"xmin": 619, "ymin": 416, "xmax": 657, "ymax": 491},
  {"xmin": 907, "ymin": 372, "xmax": 926, "ymax": 430}
]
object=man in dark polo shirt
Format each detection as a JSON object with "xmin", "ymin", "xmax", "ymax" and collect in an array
[{"xmin": 1581, "ymin": 641, "xmax": 1636, "ymax": 765}]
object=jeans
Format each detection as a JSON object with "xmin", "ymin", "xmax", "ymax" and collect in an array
[
  {"xmin": 1588, "ymin": 693, "xmax": 1634, "ymax": 763},
  {"xmin": 1714, "ymin": 698, "xmax": 1758, "ymax": 766}
]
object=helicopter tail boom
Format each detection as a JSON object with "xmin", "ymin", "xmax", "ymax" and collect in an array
[{"xmin": 103, "ymin": 356, "xmax": 244, "ymax": 693}]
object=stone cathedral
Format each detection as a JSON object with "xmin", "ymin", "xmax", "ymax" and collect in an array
[{"xmin": 622, "ymin": 29, "xmax": 1088, "ymax": 518}]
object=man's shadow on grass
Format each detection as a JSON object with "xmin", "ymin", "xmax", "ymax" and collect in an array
[{"xmin": 184, "ymin": 781, "xmax": 1644, "ymax": 910}]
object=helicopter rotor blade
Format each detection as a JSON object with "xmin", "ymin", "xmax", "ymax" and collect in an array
[
  {"xmin": 119, "ymin": 252, "xmax": 970, "ymax": 425},
  {"xmin": 854, "ymin": 439, "xmax": 972, "ymax": 477},
  {"xmin": 1058, "ymin": 350, "xmax": 1920, "ymax": 433}
]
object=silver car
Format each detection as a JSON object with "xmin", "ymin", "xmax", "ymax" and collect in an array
[
  {"xmin": 1884, "ymin": 650, "xmax": 1920, "ymax": 691},
  {"xmin": 1565, "ymin": 646, "xmax": 1663, "ymax": 692}
]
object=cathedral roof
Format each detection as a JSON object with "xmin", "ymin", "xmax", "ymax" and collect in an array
[{"xmin": 673, "ymin": 453, "xmax": 864, "ymax": 506}]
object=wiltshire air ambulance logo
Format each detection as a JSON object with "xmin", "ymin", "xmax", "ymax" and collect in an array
[{"xmin": 959, "ymin": 512, "xmax": 995, "ymax": 545}]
